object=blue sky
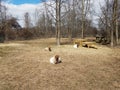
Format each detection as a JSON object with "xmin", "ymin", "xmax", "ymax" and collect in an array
[{"xmin": 10, "ymin": 0, "xmax": 42, "ymax": 5}]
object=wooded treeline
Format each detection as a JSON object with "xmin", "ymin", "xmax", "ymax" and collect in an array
[
  {"xmin": 98, "ymin": 0, "xmax": 120, "ymax": 46},
  {"xmin": 0, "ymin": 0, "xmax": 119, "ymax": 46}
]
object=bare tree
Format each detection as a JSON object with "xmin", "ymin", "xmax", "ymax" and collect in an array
[
  {"xmin": 41, "ymin": 0, "xmax": 62, "ymax": 45},
  {"xmin": 98, "ymin": 0, "xmax": 119, "ymax": 46},
  {"xmin": 115, "ymin": 0, "xmax": 119, "ymax": 45},
  {"xmin": 111, "ymin": 0, "xmax": 119, "ymax": 46},
  {"xmin": 24, "ymin": 12, "xmax": 31, "ymax": 29},
  {"xmin": 55, "ymin": 0, "xmax": 61, "ymax": 45},
  {"xmin": 81, "ymin": 0, "xmax": 85, "ymax": 39},
  {"xmin": 0, "ymin": 0, "xmax": 7, "ymax": 40},
  {"xmin": 76, "ymin": 0, "xmax": 91, "ymax": 38}
]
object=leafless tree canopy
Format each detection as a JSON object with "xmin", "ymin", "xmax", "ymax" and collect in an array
[{"xmin": 0, "ymin": 0, "xmax": 119, "ymax": 46}]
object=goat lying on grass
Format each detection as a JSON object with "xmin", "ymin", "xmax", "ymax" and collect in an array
[
  {"xmin": 44, "ymin": 47, "xmax": 52, "ymax": 51},
  {"xmin": 50, "ymin": 55, "xmax": 62, "ymax": 64},
  {"xmin": 73, "ymin": 44, "xmax": 79, "ymax": 48}
]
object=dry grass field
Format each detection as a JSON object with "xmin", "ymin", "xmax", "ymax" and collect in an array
[{"xmin": 0, "ymin": 38, "xmax": 120, "ymax": 90}]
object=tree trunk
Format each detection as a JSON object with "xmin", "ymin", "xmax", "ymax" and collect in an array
[
  {"xmin": 111, "ymin": 25, "xmax": 114, "ymax": 47},
  {"xmin": 82, "ymin": 0, "xmax": 85, "ymax": 39},
  {"xmin": 115, "ymin": 0, "xmax": 119, "ymax": 45},
  {"xmin": 67, "ymin": 1, "xmax": 72, "ymax": 42},
  {"xmin": 111, "ymin": 0, "xmax": 118, "ymax": 47},
  {"xmin": 116, "ymin": 17, "xmax": 119, "ymax": 45},
  {"xmin": 56, "ymin": 0, "xmax": 61, "ymax": 45},
  {"xmin": 106, "ymin": 0, "xmax": 110, "ymax": 40},
  {"xmin": 68, "ymin": 27, "xmax": 72, "ymax": 41}
]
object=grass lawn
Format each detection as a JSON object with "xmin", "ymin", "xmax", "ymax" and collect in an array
[{"xmin": 0, "ymin": 38, "xmax": 120, "ymax": 90}]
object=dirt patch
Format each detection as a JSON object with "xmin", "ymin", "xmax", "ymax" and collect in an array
[{"xmin": 0, "ymin": 38, "xmax": 120, "ymax": 90}]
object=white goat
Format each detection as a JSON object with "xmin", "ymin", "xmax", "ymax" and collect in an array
[
  {"xmin": 73, "ymin": 44, "xmax": 79, "ymax": 48},
  {"xmin": 44, "ymin": 47, "xmax": 52, "ymax": 51},
  {"xmin": 50, "ymin": 55, "xmax": 61, "ymax": 64}
]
